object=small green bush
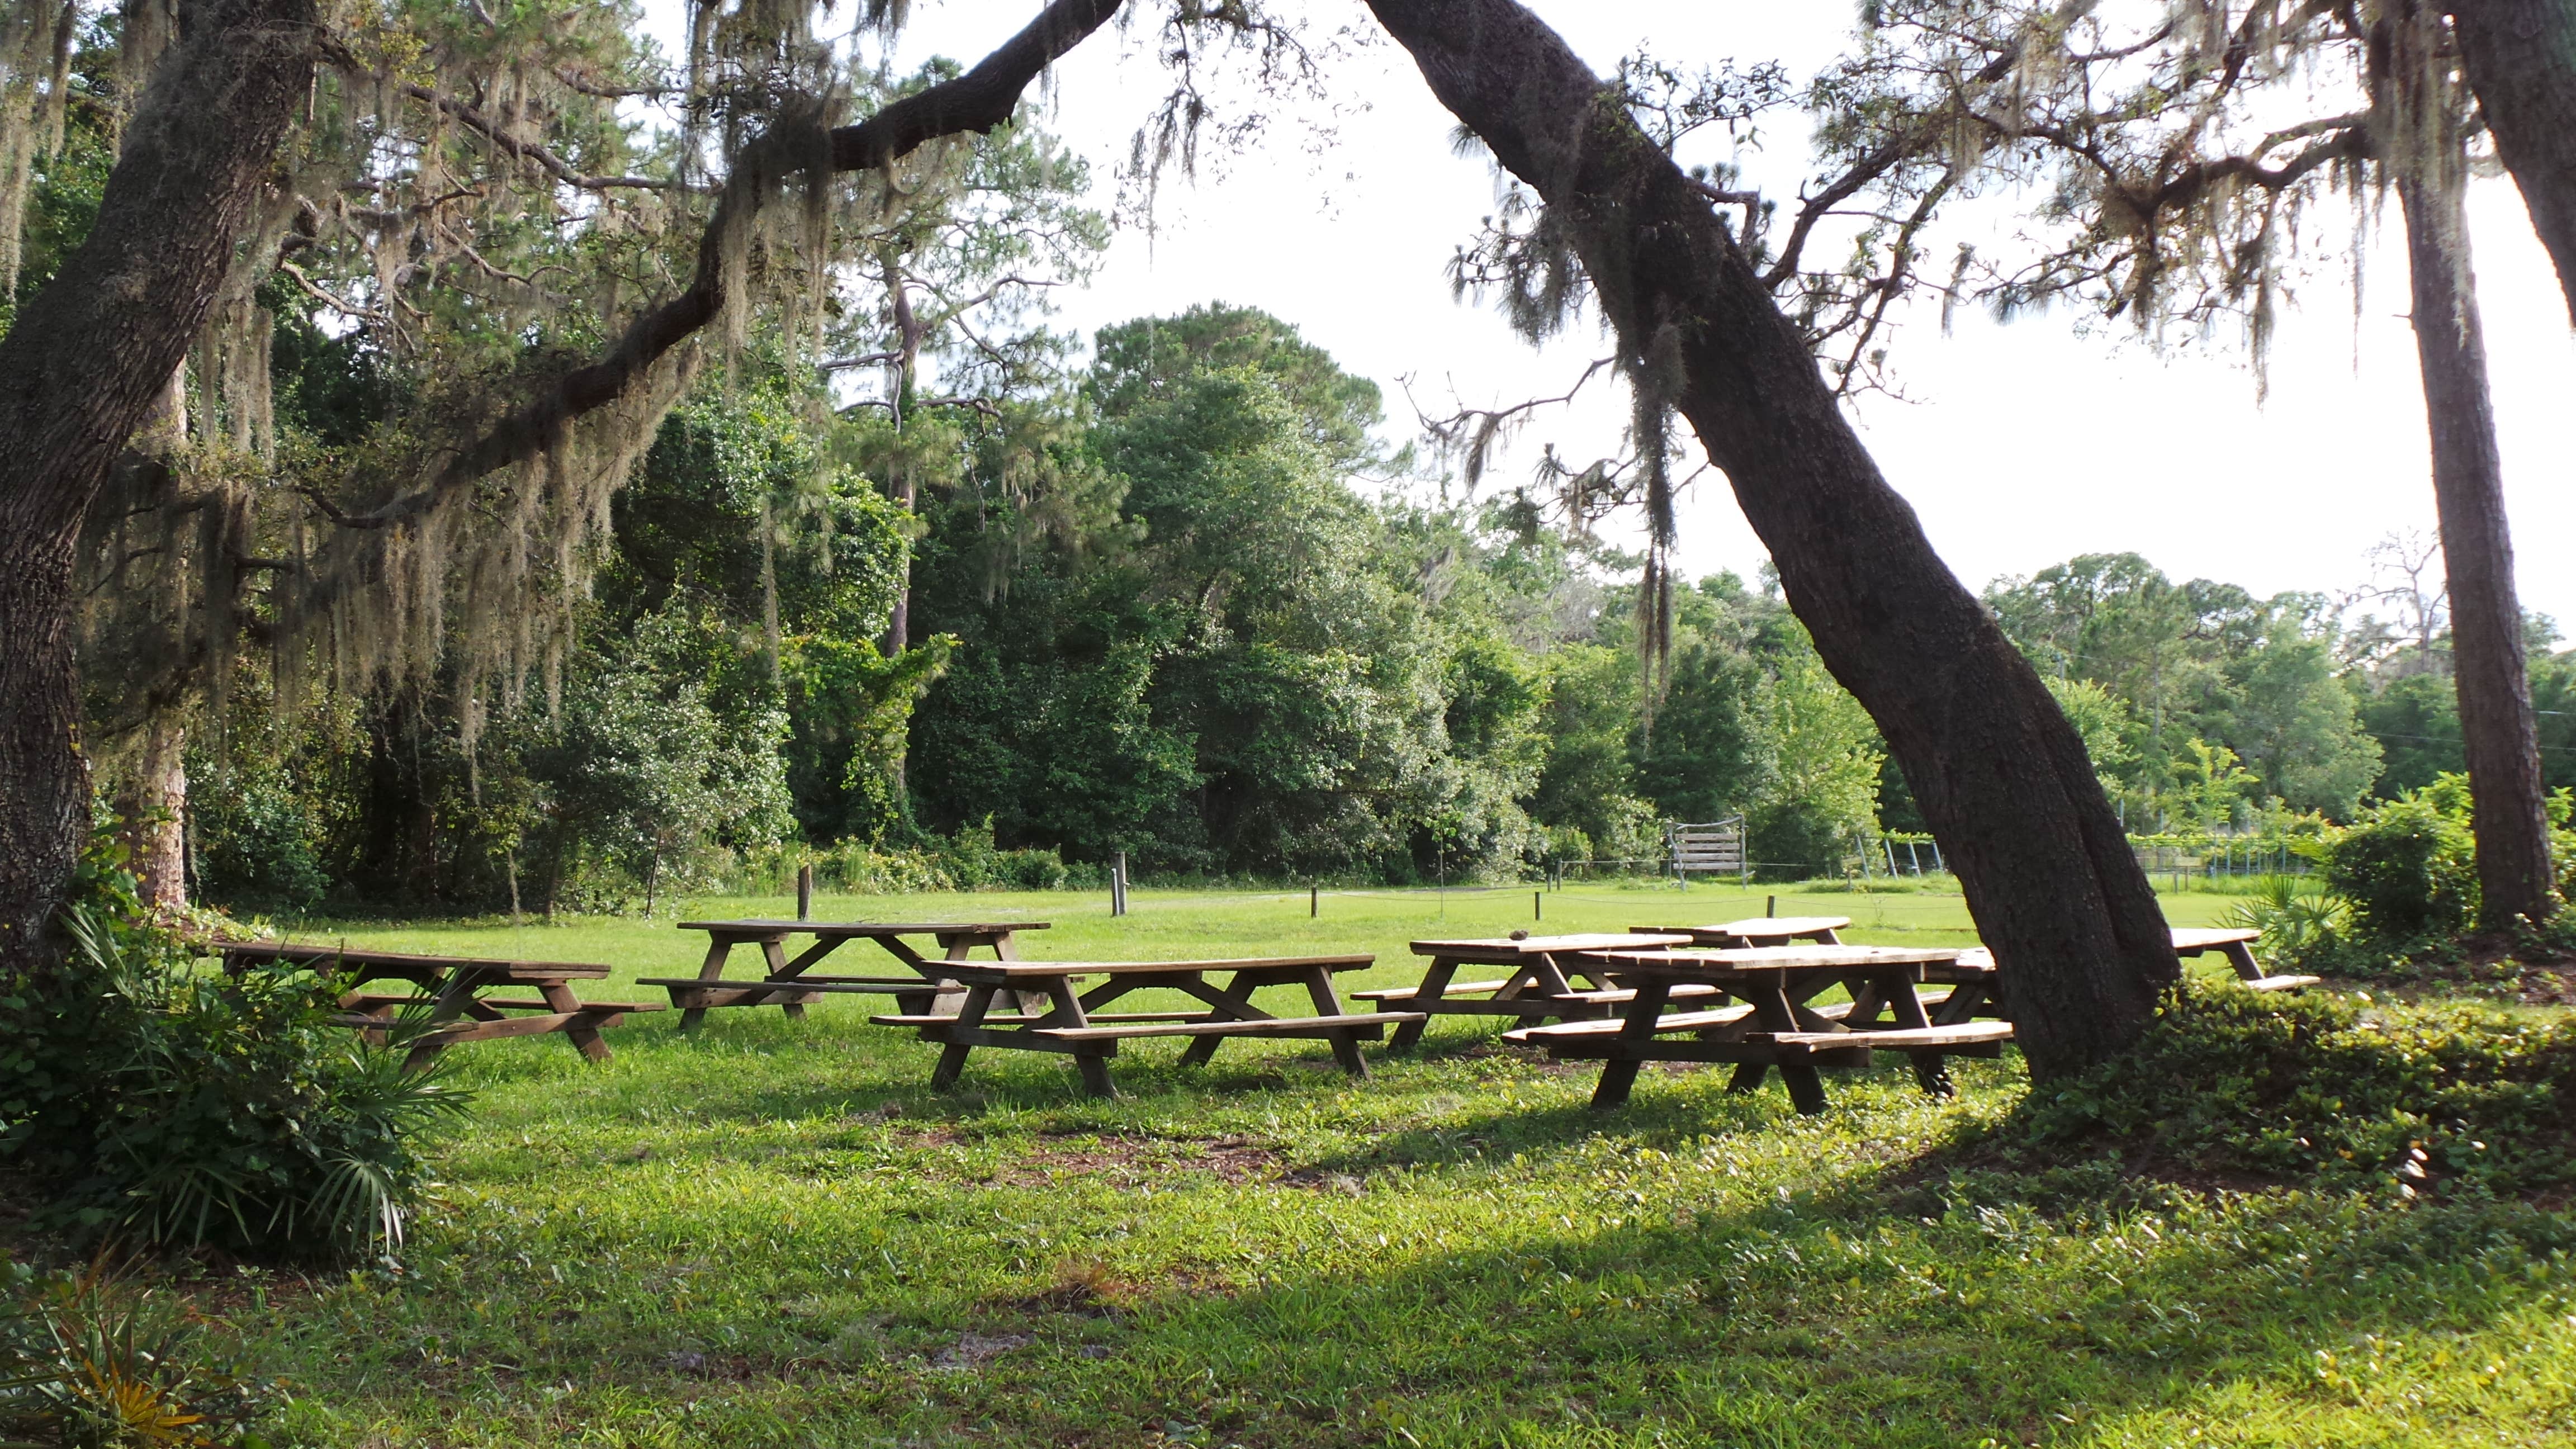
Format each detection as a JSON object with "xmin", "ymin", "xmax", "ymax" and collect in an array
[
  {"xmin": 2317, "ymin": 787, "xmax": 2478, "ymax": 944},
  {"xmin": 932, "ymin": 817, "xmax": 1073, "ymax": 891},
  {"xmin": 0, "ymin": 851, "xmax": 468, "ymax": 1259},
  {"xmin": 2014, "ymin": 983, "xmax": 2576, "ymax": 1195}
]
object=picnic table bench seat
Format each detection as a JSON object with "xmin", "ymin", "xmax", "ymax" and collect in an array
[
  {"xmin": 1348, "ymin": 979, "xmax": 1725, "ymax": 1006},
  {"xmin": 1504, "ymin": 1005, "xmax": 1757, "ymax": 1041},
  {"xmin": 1023, "ymin": 1012, "xmax": 1421, "ymax": 1042}
]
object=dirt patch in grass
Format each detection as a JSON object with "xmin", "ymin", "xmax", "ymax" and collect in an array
[{"xmin": 894, "ymin": 1125, "xmax": 1296, "ymax": 1187}]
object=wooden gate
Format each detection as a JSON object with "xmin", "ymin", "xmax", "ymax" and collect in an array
[{"xmin": 1668, "ymin": 817, "xmax": 1746, "ymax": 885}]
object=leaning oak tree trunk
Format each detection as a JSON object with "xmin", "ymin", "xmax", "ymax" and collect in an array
[
  {"xmin": 2397, "ymin": 173, "xmax": 2556, "ymax": 926},
  {"xmin": 2448, "ymin": 1, "xmax": 2576, "ymax": 324},
  {"xmin": 1363, "ymin": 0, "xmax": 2179, "ymax": 1079},
  {"xmin": 0, "ymin": 0, "xmax": 317, "ymax": 973}
]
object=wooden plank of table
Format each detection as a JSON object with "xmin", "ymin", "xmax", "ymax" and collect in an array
[
  {"xmin": 1410, "ymin": 932, "xmax": 1693, "ymax": 959},
  {"xmin": 676, "ymin": 919, "xmax": 1051, "ymax": 936},
  {"xmin": 1585, "ymin": 945, "xmax": 1955, "ymax": 974},
  {"xmin": 221, "ymin": 943, "xmax": 610, "ymax": 978},
  {"xmin": 1631, "ymin": 916, "xmax": 1852, "ymax": 945},
  {"xmin": 1030, "ymin": 1013, "xmax": 1416, "ymax": 1041},
  {"xmin": 2170, "ymin": 927, "xmax": 2262, "ymax": 949},
  {"xmin": 933, "ymin": 955, "xmax": 1374, "ymax": 981}
]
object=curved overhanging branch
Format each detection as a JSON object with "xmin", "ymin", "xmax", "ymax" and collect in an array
[{"xmin": 333, "ymin": 0, "xmax": 1125, "ymax": 531}]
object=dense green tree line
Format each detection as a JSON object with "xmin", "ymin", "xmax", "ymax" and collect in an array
[
  {"xmin": 173, "ymin": 295, "xmax": 2576, "ymax": 913},
  {"xmin": 171, "ymin": 299, "xmax": 1923, "ymax": 908},
  {"xmin": 1981, "ymin": 553, "xmax": 2576, "ymax": 835}
]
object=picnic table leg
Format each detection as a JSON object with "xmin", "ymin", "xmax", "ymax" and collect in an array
[
  {"xmin": 1881, "ymin": 972, "xmax": 1954, "ymax": 1098},
  {"xmin": 1389, "ymin": 958, "xmax": 1457, "ymax": 1050},
  {"xmin": 1840, "ymin": 977, "xmax": 1887, "ymax": 1029},
  {"xmin": 1178, "ymin": 973, "xmax": 1259, "ymax": 1069},
  {"xmin": 1301, "ymin": 968, "xmax": 1370, "ymax": 1080},
  {"xmin": 759, "ymin": 937, "xmax": 806, "ymax": 1020},
  {"xmin": 1724, "ymin": 1063, "xmax": 1769, "ymax": 1095},
  {"xmin": 1033, "ymin": 976, "xmax": 1116, "ymax": 1098},
  {"xmin": 979, "ymin": 933, "xmax": 1049, "ymax": 1018},
  {"xmin": 2221, "ymin": 940, "xmax": 2265, "ymax": 982},
  {"xmin": 929, "ymin": 984, "xmax": 997, "ymax": 1091},
  {"xmin": 400, "ymin": 972, "xmax": 481, "ymax": 1072},
  {"xmin": 680, "ymin": 935, "xmax": 735, "ymax": 1033},
  {"xmin": 1929, "ymin": 982, "xmax": 1988, "ymax": 1026},
  {"xmin": 539, "ymin": 979, "xmax": 614, "ymax": 1064},
  {"xmin": 1747, "ymin": 982, "xmax": 1830, "ymax": 1115},
  {"xmin": 1590, "ymin": 977, "xmax": 1673, "ymax": 1110}
]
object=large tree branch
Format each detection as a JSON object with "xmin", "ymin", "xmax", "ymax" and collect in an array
[{"xmin": 337, "ymin": 0, "xmax": 1125, "ymax": 529}]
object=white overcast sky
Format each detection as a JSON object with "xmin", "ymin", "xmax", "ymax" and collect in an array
[{"xmin": 647, "ymin": 1, "xmax": 2576, "ymax": 626}]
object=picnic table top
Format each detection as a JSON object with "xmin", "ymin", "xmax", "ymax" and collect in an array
[
  {"xmin": 924, "ymin": 954, "xmax": 1375, "ymax": 980},
  {"xmin": 2171, "ymin": 927, "xmax": 2261, "ymax": 948},
  {"xmin": 1412, "ymin": 932, "xmax": 1696, "ymax": 957},
  {"xmin": 220, "ymin": 941, "xmax": 610, "ymax": 978},
  {"xmin": 676, "ymin": 918, "xmax": 1051, "ymax": 936},
  {"xmin": 1638, "ymin": 915, "xmax": 1851, "ymax": 937},
  {"xmin": 1580, "ymin": 943, "xmax": 1961, "ymax": 976}
]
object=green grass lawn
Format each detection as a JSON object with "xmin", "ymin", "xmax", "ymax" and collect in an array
[{"xmin": 235, "ymin": 884, "xmax": 2576, "ymax": 1447}]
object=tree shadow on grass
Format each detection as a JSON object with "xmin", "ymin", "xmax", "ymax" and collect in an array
[
  {"xmin": 911, "ymin": 1135, "xmax": 2576, "ymax": 1448},
  {"xmin": 306, "ymin": 1016, "xmax": 2576, "ymax": 1448}
]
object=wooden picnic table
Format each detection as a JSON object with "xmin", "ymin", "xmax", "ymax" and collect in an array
[
  {"xmin": 1631, "ymin": 915, "xmax": 1850, "ymax": 948},
  {"xmin": 1505, "ymin": 944, "xmax": 2014, "ymax": 1114},
  {"xmin": 641, "ymin": 920, "xmax": 1050, "ymax": 1030},
  {"xmin": 1359, "ymin": 933, "xmax": 1703, "ymax": 1049},
  {"xmin": 868, "ymin": 955, "xmax": 1422, "ymax": 1098},
  {"xmin": 216, "ymin": 941, "xmax": 661, "ymax": 1070}
]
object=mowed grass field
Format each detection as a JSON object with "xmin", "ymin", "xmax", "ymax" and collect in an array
[{"xmin": 236, "ymin": 883, "xmax": 2576, "ymax": 1447}]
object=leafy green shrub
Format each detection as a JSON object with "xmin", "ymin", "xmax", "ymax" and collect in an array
[
  {"xmin": 2317, "ymin": 783, "xmax": 2478, "ymax": 943},
  {"xmin": 191, "ymin": 771, "xmax": 332, "ymax": 916},
  {"xmin": 2224, "ymin": 874, "xmax": 2347, "ymax": 964},
  {"xmin": 0, "ymin": 868, "xmax": 468, "ymax": 1259},
  {"xmin": 0, "ymin": 1258, "xmax": 280, "ymax": 1447},
  {"xmin": 2014, "ymin": 984, "xmax": 2576, "ymax": 1195},
  {"xmin": 934, "ymin": 817, "xmax": 1072, "ymax": 891}
]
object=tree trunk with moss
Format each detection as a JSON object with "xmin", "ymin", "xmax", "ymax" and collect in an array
[
  {"xmin": 1364, "ymin": 0, "xmax": 2179, "ymax": 1079},
  {"xmin": 0, "ymin": 0, "xmax": 316, "ymax": 972}
]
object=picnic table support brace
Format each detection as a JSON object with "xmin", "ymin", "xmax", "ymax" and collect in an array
[
  {"xmin": 1589, "ymin": 977, "xmax": 1672, "ymax": 1110},
  {"xmin": 1388, "ymin": 958, "xmax": 1457, "ymax": 1050},
  {"xmin": 930, "ymin": 984, "xmax": 996, "ymax": 1091},
  {"xmin": 1304, "ymin": 967, "xmax": 1369, "ymax": 1080}
]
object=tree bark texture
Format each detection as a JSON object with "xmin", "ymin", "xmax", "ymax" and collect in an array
[
  {"xmin": 1363, "ymin": 0, "xmax": 2179, "ymax": 1079},
  {"xmin": 115, "ymin": 716, "xmax": 187, "ymax": 913},
  {"xmin": 0, "ymin": 0, "xmax": 316, "ymax": 972},
  {"xmin": 2449, "ymin": 2, "xmax": 2576, "ymax": 323},
  {"xmin": 2398, "ymin": 174, "xmax": 2558, "ymax": 925}
]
